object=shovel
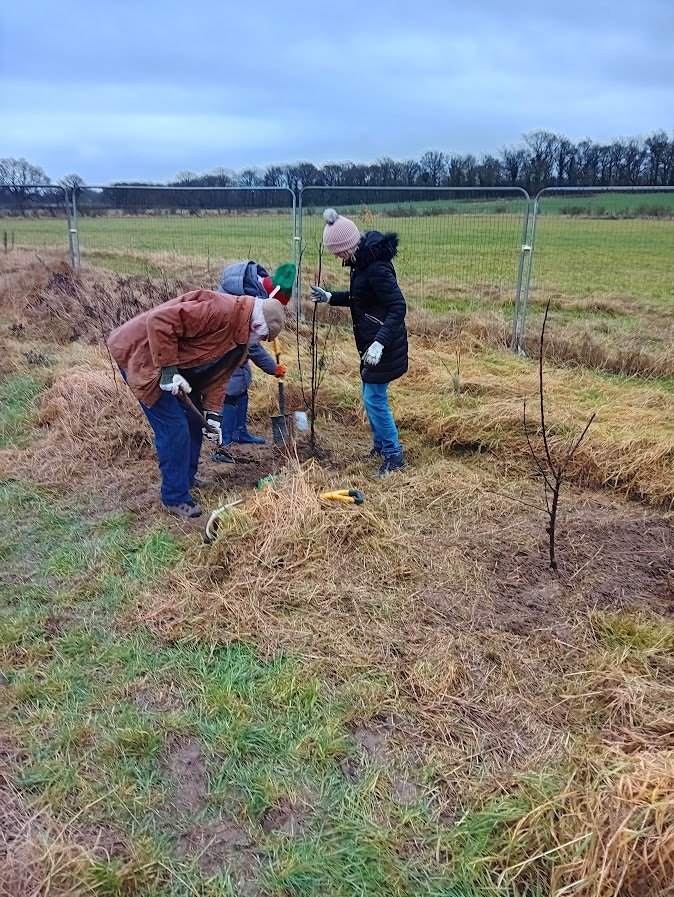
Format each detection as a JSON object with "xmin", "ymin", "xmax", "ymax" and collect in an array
[
  {"xmin": 177, "ymin": 389, "xmax": 235, "ymax": 463},
  {"xmin": 271, "ymin": 338, "xmax": 292, "ymax": 446}
]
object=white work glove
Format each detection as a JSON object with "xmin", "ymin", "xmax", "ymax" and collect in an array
[
  {"xmin": 159, "ymin": 365, "xmax": 192, "ymax": 395},
  {"xmin": 310, "ymin": 285, "xmax": 331, "ymax": 304},
  {"xmin": 203, "ymin": 411, "xmax": 222, "ymax": 444},
  {"xmin": 362, "ymin": 341, "xmax": 384, "ymax": 366}
]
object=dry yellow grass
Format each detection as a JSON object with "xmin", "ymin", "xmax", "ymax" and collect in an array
[
  {"xmin": 2, "ymin": 252, "xmax": 674, "ymax": 894},
  {"xmin": 0, "ymin": 772, "xmax": 104, "ymax": 897},
  {"xmin": 0, "ymin": 362, "xmax": 156, "ymax": 493},
  {"xmin": 496, "ymin": 750, "xmax": 674, "ymax": 896}
]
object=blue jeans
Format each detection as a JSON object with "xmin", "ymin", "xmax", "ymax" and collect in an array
[
  {"xmin": 361, "ymin": 381, "xmax": 402, "ymax": 459},
  {"xmin": 121, "ymin": 370, "xmax": 203, "ymax": 506}
]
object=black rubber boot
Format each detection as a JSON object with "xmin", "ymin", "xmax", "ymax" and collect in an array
[{"xmin": 373, "ymin": 452, "xmax": 406, "ymax": 478}]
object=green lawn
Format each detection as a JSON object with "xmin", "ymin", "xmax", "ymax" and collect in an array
[
  {"xmin": 4, "ymin": 208, "xmax": 673, "ymax": 308},
  {"xmin": 536, "ymin": 190, "xmax": 674, "ymax": 216},
  {"xmin": 530, "ymin": 216, "xmax": 674, "ymax": 305},
  {"xmin": 0, "ymin": 479, "xmax": 477, "ymax": 896}
]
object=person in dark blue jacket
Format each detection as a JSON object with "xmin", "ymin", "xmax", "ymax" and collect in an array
[
  {"xmin": 216, "ymin": 261, "xmax": 290, "ymax": 451},
  {"xmin": 311, "ymin": 209, "xmax": 408, "ymax": 477}
]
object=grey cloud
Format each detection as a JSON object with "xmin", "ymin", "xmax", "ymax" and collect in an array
[{"xmin": 1, "ymin": 0, "xmax": 671, "ymax": 182}]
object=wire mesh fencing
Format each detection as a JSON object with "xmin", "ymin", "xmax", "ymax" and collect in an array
[
  {"xmin": 298, "ymin": 187, "xmax": 530, "ymax": 339},
  {"xmin": 0, "ymin": 185, "xmax": 71, "ymax": 259},
  {"xmin": 520, "ymin": 186, "xmax": 674, "ymax": 354},
  {"xmin": 4, "ymin": 181, "xmax": 671, "ymax": 364},
  {"xmin": 73, "ymin": 186, "xmax": 297, "ymax": 285}
]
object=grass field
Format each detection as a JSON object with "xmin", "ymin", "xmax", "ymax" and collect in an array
[
  {"xmin": 3, "ymin": 207, "xmax": 673, "ymax": 313},
  {"xmin": 317, "ymin": 189, "xmax": 674, "ymax": 218},
  {"xmin": 1, "ymin": 248, "xmax": 673, "ymax": 896}
]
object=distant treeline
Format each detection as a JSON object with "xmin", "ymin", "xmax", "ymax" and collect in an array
[
  {"xmin": 165, "ymin": 130, "xmax": 674, "ymax": 194},
  {"xmin": 1, "ymin": 130, "xmax": 673, "ymax": 214}
]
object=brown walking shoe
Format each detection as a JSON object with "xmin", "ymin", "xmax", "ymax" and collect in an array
[{"xmin": 163, "ymin": 501, "xmax": 203, "ymax": 518}]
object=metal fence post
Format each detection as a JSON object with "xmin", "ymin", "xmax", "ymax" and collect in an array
[
  {"xmin": 65, "ymin": 187, "xmax": 76, "ymax": 268},
  {"xmin": 70, "ymin": 187, "xmax": 81, "ymax": 270},
  {"xmin": 510, "ymin": 197, "xmax": 532, "ymax": 350},
  {"xmin": 296, "ymin": 187, "xmax": 304, "ymax": 329},
  {"xmin": 516, "ymin": 194, "xmax": 540, "ymax": 353}
]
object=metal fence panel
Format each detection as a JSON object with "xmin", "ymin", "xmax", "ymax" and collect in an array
[
  {"xmin": 299, "ymin": 186, "xmax": 530, "ymax": 337},
  {"xmin": 73, "ymin": 186, "xmax": 297, "ymax": 284},
  {"xmin": 521, "ymin": 186, "xmax": 674, "ymax": 351},
  {"xmin": 0, "ymin": 185, "xmax": 71, "ymax": 260}
]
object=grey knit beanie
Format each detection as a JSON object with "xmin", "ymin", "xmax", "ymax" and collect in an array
[{"xmin": 261, "ymin": 298, "xmax": 284, "ymax": 341}]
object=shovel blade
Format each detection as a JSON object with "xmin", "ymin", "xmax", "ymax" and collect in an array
[{"xmin": 271, "ymin": 414, "xmax": 292, "ymax": 446}]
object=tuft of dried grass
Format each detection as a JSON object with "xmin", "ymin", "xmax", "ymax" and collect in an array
[
  {"xmin": 138, "ymin": 461, "xmax": 421, "ymax": 663},
  {"xmin": 497, "ymin": 751, "xmax": 674, "ymax": 896},
  {"xmin": 0, "ymin": 772, "xmax": 99, "ymax": 897},
  {"xmin": 0, "ymin": 252, "xmax": 193, "ymax": 346},
  {"xmin": 0, "ymin": 364, "xmax": 154, "ymax": 488},
  {"xmin": 546, "ymin": 328, "xmax": 674, "ymax": 379}
]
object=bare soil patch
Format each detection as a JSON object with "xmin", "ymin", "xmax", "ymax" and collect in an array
[
  {"xmin": 164, "ymin": 736, "xmax": 208, "ymax": 815},
  {"xmin": 260, "ymin": 797, "xmax": 311, "ymax": 837},
  {"xmin": 176, "ymin": 818, "xmax": 262, "ymax": 893}
]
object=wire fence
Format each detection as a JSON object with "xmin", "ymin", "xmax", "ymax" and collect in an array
[
  {"xmin": 2, "ymin": 183, "xmax": 673, "ymax": 353},
  {"xmin": 0, "ymin": 184, "xmax": 70, "ymax": 256},
  {"xmin": 300, "ymin": 187, "xmax": 530, "ymax": 336},
  {"xmin": 72, "ymin": 186, "xmax": 297, "ymax": 285},
  {"xmin": 518, "ymin": 186, "xmax": 674, "ymax": 351}
]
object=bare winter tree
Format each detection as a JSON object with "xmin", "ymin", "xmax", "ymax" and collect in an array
[
  {"xmin": 419, "ymin": 150, "xmax": 448, "ymax": 185},
  {"xmin": 524, "ymin": 300, "xmax": 596, "ymax": 571},
  {"xmin": 0, "ymin": 157, "xmax": 51, "ymax": 191},
  {"xmin": 235, "ymin": 168, "xmax": 262, "ymax": 187},
  {"xmin": 59, "ymin": 173, "xmax": 85, "ymax": 190}
]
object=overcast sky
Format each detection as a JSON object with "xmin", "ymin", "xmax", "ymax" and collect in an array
[{"xmin": 1, "ymin": 0, "xmax": 672, "ymax": 184}]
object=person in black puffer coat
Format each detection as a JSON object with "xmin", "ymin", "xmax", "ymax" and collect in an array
[{"xmin": 311, "ymin": 208, "xmax": 408, "ymax": 477}]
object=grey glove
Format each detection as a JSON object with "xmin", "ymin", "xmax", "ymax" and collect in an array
[
  {"xmin": 362, "ymin": 341, "xmax": 384, "ymax": 366},
  {"xmin": 310, "ymin": 285, "xmax": 331, "ymax": 304},
  {"xmin": 203, "ymin": 411, "xmax": 222, "ymax": 444},
  {"xmin": 160, "ymin": 365, "xmax": 192, "ymax": 395}
]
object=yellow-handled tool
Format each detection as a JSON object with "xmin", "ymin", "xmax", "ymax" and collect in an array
[{"xmin": 320, "ymin": 489, "xmax": 365, "ymax": 505}]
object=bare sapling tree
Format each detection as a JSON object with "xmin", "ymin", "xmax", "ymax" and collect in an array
[
  {"xmin": 295, "ymin": 243, "xmax": 336, "ymax": 454},
  {"xmin": 309, "ymin": 245, "xmax": 336, "ymax": 453},
  {"xmin": 431, "ymin": 335, "xmax": 462, "ymax": 397},
  {"xmin": 524, "ymin": 299, "xmax": 595, "ymax": 571}
]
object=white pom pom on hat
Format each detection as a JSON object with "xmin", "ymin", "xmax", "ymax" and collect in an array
[{"xmin": 322, "ymin": 208, "xmax": 361, "ymax": 255}]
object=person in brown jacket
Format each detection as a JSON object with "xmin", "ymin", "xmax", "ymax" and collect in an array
[{"xmin": 107, "ymin": 288, "xmax": 284, "ymax": 518}]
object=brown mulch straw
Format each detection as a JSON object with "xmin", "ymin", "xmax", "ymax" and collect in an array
[
  {"xmin": 0, "ymin": 770, "xmax": 135, "ymax": 897},
  {"xmin": 497, "ymin": 752, "xmax": 674, "ymax": 896},
  {"xmin": 133, "ymin": 460, "xmax": 674, "ymax": 777},
  {"xmin": 0, "ymin": 364, "xmax": 157, "ymax": 497}
]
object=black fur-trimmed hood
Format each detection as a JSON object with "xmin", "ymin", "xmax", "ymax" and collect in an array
[{"xmin": 349, "ymin": 231, "xmax": 399, "ymax": 267}]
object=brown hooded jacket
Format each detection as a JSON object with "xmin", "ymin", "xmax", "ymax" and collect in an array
[{"xmin": 107, "ymin": 290, "xmax": 255, "ymax": 408}]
